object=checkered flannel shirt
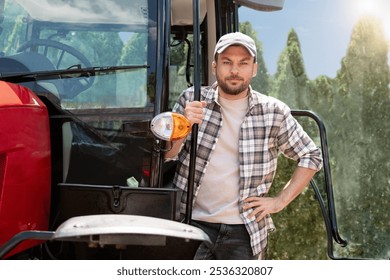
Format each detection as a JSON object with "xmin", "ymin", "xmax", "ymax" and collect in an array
[{"xmin": 171, "ymin": 83, "xmax": 323, "ymax": 256}]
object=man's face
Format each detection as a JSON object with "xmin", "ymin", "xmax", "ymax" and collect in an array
[{"xmin": 212, "ymin": 45, "xmax": 258, "ymax": 99}]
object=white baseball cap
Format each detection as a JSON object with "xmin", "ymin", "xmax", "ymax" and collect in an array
[{"xmin": 214, "ymin": 32, "xmax": 257, "ymax": 60}]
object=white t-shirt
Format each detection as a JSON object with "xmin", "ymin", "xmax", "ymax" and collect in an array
[{"xmin": 192, "ymin": 93, "xmax": 249, "ymax": 224}]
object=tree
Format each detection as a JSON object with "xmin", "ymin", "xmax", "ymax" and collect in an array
[
  {"xmin": 308, "ymin": 75, "xmax": 335, "ymax": 119},
  {"xmin": 333, "ymin": 15, "xmax": 390, "ymax": 258},
  {"xmin": 120, "ymin": 33, "xmax": 148, "ymax": 65},
  {"xmin": 116, "ymin": 33, "xmax": 149, "ymax": 107},
  {"xmin": 1, "ymin": 2, "xmax": 26, "ymax": 55},
  {"xmin": 265, "ymin": 28, "xmax": 327, "ymax": 260},
  {"xmin": 240, "ymin": 21, "xmax": 271, "ymax": 95},
  {"xmin": 270, "ymin": 28, "xmax": 309, "ymax": 109}
]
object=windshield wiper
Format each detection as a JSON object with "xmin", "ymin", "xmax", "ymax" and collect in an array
[{"xmin": 0, "ymin": 65, "xmax": 149, "ymax": 83}]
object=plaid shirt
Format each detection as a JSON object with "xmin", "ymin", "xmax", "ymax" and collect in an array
[{"xmin": 171, "ymin": 83, "xmax": 323, "ymax": 256}]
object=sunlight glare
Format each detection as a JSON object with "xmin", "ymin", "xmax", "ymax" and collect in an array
[
  {"xmin": 355, "ymin": 0, "xmax": 390, "ymax": 43},
  {"xmin": 383, "ymin": 19, "xmax": 390, "ymax": 44},
  {"xmin": 356, "ymin": 0, "xmax": 377, "ymax": 16}
]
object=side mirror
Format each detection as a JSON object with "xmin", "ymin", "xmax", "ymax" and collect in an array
[{"xmin": 150, "ymin": 112, "xmax": 191, "ymax": 141}]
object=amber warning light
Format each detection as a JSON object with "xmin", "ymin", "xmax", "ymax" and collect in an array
[{"xmin": 150, "ymin": 112, "xmax": 191, "ymax": 141}]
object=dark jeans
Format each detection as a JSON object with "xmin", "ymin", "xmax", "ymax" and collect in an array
[{"xmin": 191, "ymin": 220, "xmax": 261, "ymax": 260}]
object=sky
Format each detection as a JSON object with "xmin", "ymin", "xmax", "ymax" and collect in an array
[{"xmin": 238, "ymin": 0, "xmax": 390, "ymax": 80}]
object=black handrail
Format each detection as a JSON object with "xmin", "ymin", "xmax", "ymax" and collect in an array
[
  {"xmin": 291, "ymin": 110, "xmax": 348, "ymax": 253},
  {"xmin": 185, "ymin": 0, "xmax": 202, "ymax": 224},
  {"xmin": 309, "ymin": 179, "xmax": 337, "ymax": 258}
]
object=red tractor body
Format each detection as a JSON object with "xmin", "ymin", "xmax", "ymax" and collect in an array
[{"xmin": 0, "ymin": 82, "xmax": 51, "ymax": 257}]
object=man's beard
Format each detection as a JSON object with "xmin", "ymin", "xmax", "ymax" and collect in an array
[{"xmin": 216, "ymin": 74, "xmax": 250, "ymax": 96}]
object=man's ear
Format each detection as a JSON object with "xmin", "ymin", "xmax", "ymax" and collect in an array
[
  {"xmin": 252, "ymin": 62, "xmax": 258, "ymax": 77},
  {"xmin": 212, "ymin": 61, "xmax": 217, "ymax": 75}
]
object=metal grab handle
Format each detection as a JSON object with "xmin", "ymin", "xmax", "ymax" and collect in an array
[
  {"xmin": 291, "ymin": 109, "xmax": 347, "ymax": 249},
  {"xmin": 185, "ymin": 0, "xmax": 202, "ymax": 224}
]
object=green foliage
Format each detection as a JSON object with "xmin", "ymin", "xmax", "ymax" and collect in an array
[
  {"xmin": 268, "ymin": 156, "xmax": 328, "ymax": 260},
  {"xmin": 270, "ymin": 28, "xmax": 309, "ymax": 109},
  {"xmin": 258, "ymin": 16, "xmax": 390, "ymax": 259},
  {"xmin": 118, "ymin": 33, "xmax": 149, "ymax": 106},
  {"xmin": 331, "ymin": 16, "xmax": 390, "ymax": 259},
  {"xmin": 287, "ymin": 29, "xmax": 306, "ymax": 78},
  {"xmin": 120, "ymin": 33, "xmax": 148, "ymax": 65},
  {"xmin": 0, "ymin": 1, "xmax": 26, "ymax": 54}
]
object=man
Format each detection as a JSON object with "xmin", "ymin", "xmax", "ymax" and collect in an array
[{"xmin": 165, "ymin": 32, "xmax": 323, "ymax": 259}]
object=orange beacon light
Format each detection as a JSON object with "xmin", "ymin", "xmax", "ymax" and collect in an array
[{"xmin": 150, "ymin": 112, "xmax": 191, "ymax": 141}]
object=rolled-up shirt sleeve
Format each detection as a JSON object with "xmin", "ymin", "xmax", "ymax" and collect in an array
[{"xmin": 277, "ymin": 109, "xmax": 323, "ymax": 171}]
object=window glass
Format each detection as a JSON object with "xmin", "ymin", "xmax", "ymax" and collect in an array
[
  {"xmin": 169, "ymin": 30, "xmax": 207, "ymax": 109},
  {"xmin": 169, "ymin": 34, "xmax": 193, "ymax": 108},
  {"xmin": 0, "ymin": 0, "xmax": 153, "ymax": 109}
]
